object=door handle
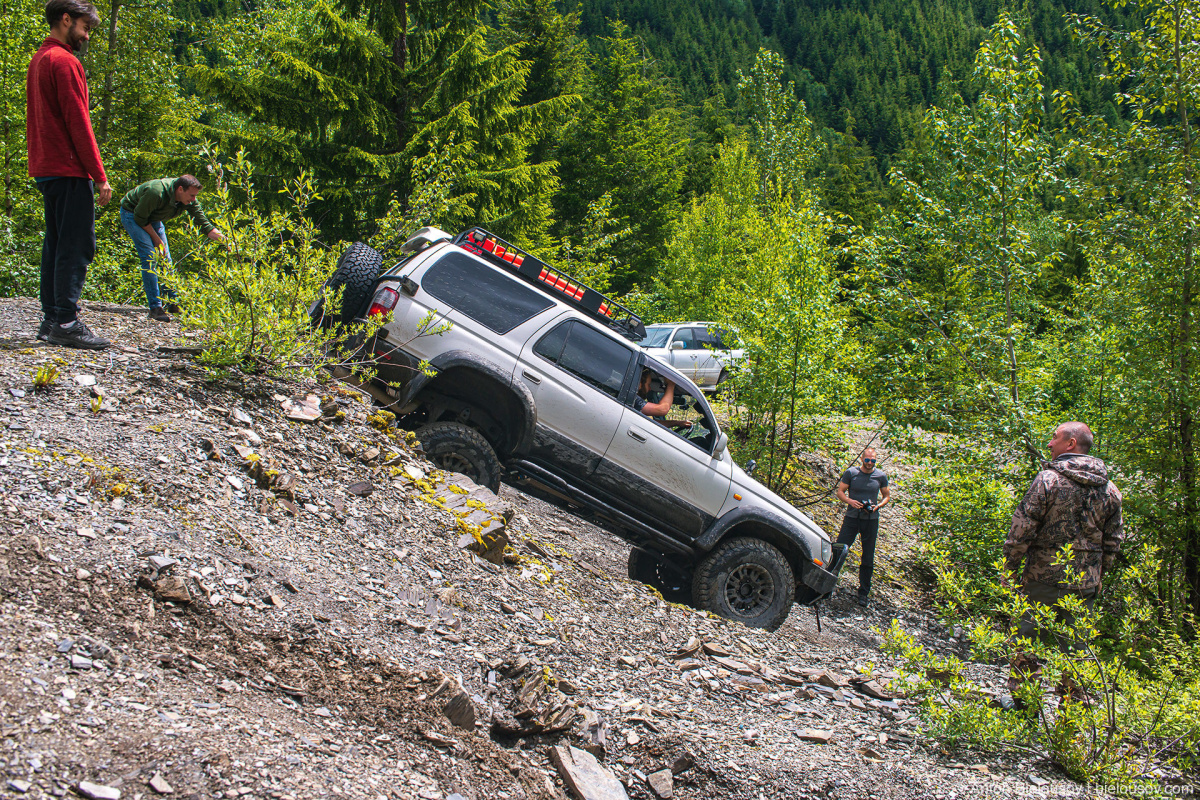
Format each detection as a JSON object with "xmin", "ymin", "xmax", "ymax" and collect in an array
[
  {"xmin": 522, "ymin": 370, "xmax": 542, "ymax": 385},
  {"xmin": 627, "ymin": 429, "xmax": 646, "ymax": 443}
]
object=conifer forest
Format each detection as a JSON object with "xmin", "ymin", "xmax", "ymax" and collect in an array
[{"xmin": 4, "ymin": 0, "xmax": 1200, "ymax": 783}]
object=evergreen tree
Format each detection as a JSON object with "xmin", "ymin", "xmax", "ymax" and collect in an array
[
  {"xmin": 554, "ymin": 20, "xmax": 685, "ymax": 291},
  {"xmin": 189, "ymin": 0, "xmax": 567, "ymax": 243}
]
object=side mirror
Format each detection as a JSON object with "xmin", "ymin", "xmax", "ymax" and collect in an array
[
  {"xmin": 669, "ymin": 340, "xmax": 686, "ymax": 351},
  {"xmin": 744, "ymin": 458, "xmax": 757, "ymax": 475},
  {"xmin": 714, "ymin": 432, "xmax": 728, "ymax": 457}
]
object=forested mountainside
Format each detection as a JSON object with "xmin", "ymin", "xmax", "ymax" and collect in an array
[
  {"xmin": 575, "ymin": 0, "xmax": 1133, "ymax": 167},
  {"xmin": 157, "ymin": 0, "xmax": 1137, "ymax": 228}
]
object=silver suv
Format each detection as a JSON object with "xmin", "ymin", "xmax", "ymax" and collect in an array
[
  {"xmin": 638, "ymin": 322, "xmax": 744, "ymax": 392},
  {"xmin": 315, "ymin": 227, "xmax": 845, "ymax": 629}
]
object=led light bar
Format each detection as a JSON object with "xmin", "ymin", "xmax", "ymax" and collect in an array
[{"xmin": 453, "ymin": 227, "xmax": 646, "ymax": 341}]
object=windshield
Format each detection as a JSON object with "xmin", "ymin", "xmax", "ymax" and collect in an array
[{"xmin": 639, "ymin": 325, "xmax": 674, "ymax": 348}]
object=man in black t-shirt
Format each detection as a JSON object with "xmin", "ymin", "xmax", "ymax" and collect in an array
[
  {"xmin": 635, "ymin": 368, "xmax": 692, "ymax": 431},
  {"xmin": 834, "ymin": 448, "xmax": 890, "ymax": 607}
]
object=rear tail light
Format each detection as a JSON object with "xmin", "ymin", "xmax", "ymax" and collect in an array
[{"xmin": 367, "ymin": 287, "xmax": 400, "ymax": 318}]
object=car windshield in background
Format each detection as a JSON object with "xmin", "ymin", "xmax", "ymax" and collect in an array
[{"xmin": 639, "ymin": 326, "xmax": 674, "ymax": 348}]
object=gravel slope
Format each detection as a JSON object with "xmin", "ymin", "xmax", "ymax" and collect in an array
[{"xmin": 0, "ymin": 298, "xmax": 1093, "ymax": 800}]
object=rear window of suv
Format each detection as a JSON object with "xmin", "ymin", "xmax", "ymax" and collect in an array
[{"xmin": 423, "ymin": 251, "xmax": 554, "ymax": 334}]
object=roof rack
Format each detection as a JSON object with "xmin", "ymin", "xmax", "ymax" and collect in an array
[{"xmin": 453, "ymin": 227, "xmax": 647, "ymax": 341}]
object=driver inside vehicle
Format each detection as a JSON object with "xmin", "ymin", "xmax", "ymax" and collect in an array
[{"xmin": 635, "ymin": 368, "xmax": 693, "ymax": 432}]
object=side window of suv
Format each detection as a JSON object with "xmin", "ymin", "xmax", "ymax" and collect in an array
[
  {"xmin": 671, "ymin": 328, "xmax": 694, "ymax": 349},
  {"xmin": 423, "ymin": 251, "xmax": 555, "ymax": 334},
  {"xmin": 534, "ymin": 320, "xmax": 633, "ymax": 398},
  {"xmin": 693, "ymin": 327, "xmax": 720, "ymax": 350}
]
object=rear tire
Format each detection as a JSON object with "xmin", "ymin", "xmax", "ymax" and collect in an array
[
  {"xmin": 628, "ymin": 549, "xmax": 693, "ymax": 604},
  {"xmin": 692, "ymin": 537, "xmax": 795, "ymax": 630},
  {"xmin": 714, "ymin": 369, "xmax": 731, "ymax": 399},
  {"xmin": 415, "ymin": 422, "xmax": 503, "ymax": 493},
  {"xmin": 313, "ymin": 242, "xmax": 382, "ymax": 327}
]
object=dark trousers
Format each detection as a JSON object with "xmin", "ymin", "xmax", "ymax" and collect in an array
[
  {"xmin": 837, "ymin": 514, "xmax": 879, "ymax": 596},
  {"xmin": 1015, "ymin": 580, "xmax": 1099, "ymax": 648},
  {"xmin": 39, "ymin": 178, "xmax": 96, "ymax": 325},
  {"xmin": 1009, "ymin": 581, "xmax": 1099, "ymax": 695}
]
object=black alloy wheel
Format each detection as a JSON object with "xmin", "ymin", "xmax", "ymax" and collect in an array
[
  {"xmin": 692, "ymin": 537, "xmax": 796, "ymax": 630},
  {"xmin": 724, "ymin": 562, "xmax": 776, "ymax": 616},
  {"xmin": 415, "ymin": 421, "xmax": 503, "ymax": 493}
]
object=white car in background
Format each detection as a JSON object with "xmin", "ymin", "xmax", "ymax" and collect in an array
[{"xmin": 638, "ymin": 322, "xmax": 744, "ymax": 392}]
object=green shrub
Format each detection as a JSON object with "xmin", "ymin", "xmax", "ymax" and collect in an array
[
  {"xmin": 167, "ymin": 145, "xmax": 344, "ymax": 376},
  {"xmin": 879, "ymin": 619, "xmax": 1029, "ymax": 751},
  {"xmin": 881, "ymin": 540, "xmax": 1199, "ymax": 788},
  {"xmin": 0, "ymin": 215, "xmax": 37, "ymax": 298},
  {"xmin": 83, "ymin": 213, "xmax": 144, "ymax": 305},
  {"xmin": 908, "ymin": 465, "xmax": 1018, "ymax": 617}
]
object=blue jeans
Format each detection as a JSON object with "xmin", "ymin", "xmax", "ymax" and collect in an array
[{"xmin": 119, "ymin": 207, "xmax": 174, "ymax": 309}]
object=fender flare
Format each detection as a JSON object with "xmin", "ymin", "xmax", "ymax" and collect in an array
[
  {"xmin": 399, "ymin": 349, "xmax": 537, "ymax": 455},
  {"xmin": 693, "ymin": 506, "xmax": 817, "ymax": 564}
]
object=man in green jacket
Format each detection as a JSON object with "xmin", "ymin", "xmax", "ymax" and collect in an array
[{"xmin": 119, "ymin": 174, "xmax": 225, "ymax": 321}]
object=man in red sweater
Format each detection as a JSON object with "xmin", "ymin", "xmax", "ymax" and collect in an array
[{"xmin": 27, "ymin": 0, "xmax": 113, "ymax": 350}]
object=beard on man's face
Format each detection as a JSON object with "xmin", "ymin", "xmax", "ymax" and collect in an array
[{"xmin": 67, "ymin": 21, "xmax": 89, "ymax": 51}]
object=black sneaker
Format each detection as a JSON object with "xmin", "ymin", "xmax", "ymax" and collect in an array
[
  {"xmin": 149, "ymin": 306, "xmax": 173, "ymax": 323},
  {"xmin": 37, "ymin": 319, "xmax": 53, "ymax": 341},
  {"xmin": 856, "ymin": 593, "xmax": 870, "ymax": 608},
  {"xmin": 47, "ymin": 320, "xmax": 111, "ymax": 350},
  {"xmin": 165, "ymin": 302, "xmax": 181, "ymax": 315}
]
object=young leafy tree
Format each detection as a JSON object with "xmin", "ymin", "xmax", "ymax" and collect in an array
[
  {"xmin": 737, "ymin": 48, "xmax": 817, "ymax": 199},
  {"xmin": 858, "ymin": 12, "xmax": 1062, "ymax": 460},
  {"xmin": 1059, "ymin": 0, "xmax": 1200, "ymax": 627},
  {"xmin": 169, "ymin": 145, "xmax": 344, "ymax": 374},
  {"xmin": 657, "ymin": 51, "xmax": 853, "ymax": 490}
]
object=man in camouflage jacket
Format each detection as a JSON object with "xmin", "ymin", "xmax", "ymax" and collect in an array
[{"xmin": 1003, "ymin": 421, "xmax": 1123, "ymax": 702}]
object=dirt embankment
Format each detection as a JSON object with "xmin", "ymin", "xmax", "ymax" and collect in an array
[{"xmin": 0, "ymin": 298, "xmax": 1089, "ymax": 800}]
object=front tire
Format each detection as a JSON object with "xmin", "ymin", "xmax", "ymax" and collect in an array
[
  {"xmin": 692, "ymin": 537, "xmax": 795, "ymax": 630},
  {"xmin": 628, "ymin": 549, "xmax": 693, "ymax": 604},
  {"xmin": 415, "ymin": 422, "xmax": 503, "ymax": 493}
]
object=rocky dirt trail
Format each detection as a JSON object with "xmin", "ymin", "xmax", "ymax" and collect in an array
[{"xmin": 0, "ymin": 298, "xmax": 1091, "ymax": 800}]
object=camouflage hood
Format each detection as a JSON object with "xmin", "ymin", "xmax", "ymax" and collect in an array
[{"xmin": 1047, "ymin": 454, "xmax": 1110, "ymax": 488}]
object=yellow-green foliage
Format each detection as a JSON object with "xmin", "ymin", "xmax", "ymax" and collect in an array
[
  {"xmin": 882, "ymin": 544, "xmax": 1200, "ymax": 785},
  {"xmin": 31, "ymin": 363, "xmax": 59, "ymax": 390}
]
